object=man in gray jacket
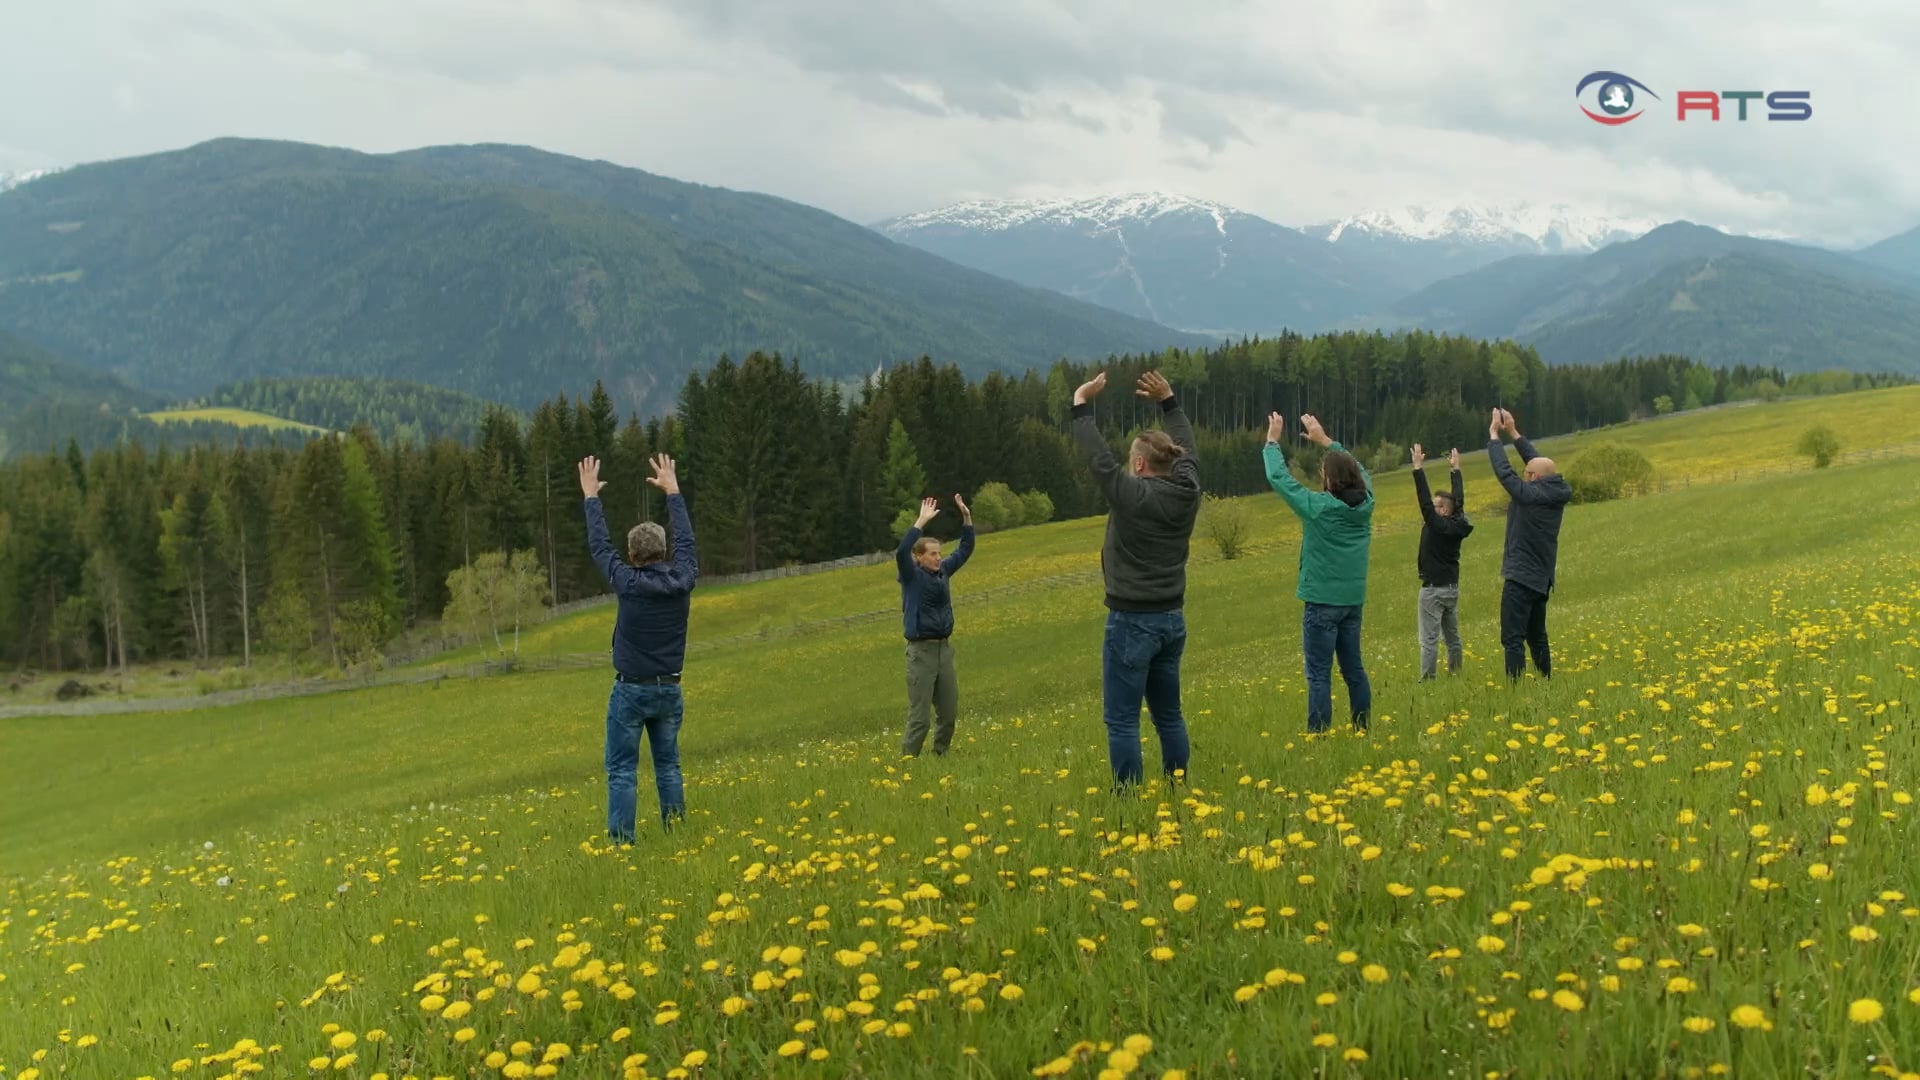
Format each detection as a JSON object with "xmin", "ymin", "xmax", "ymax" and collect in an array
[
  {"xmin": 1069, "ymin": 370, "xmax": 1202, "ymax": 787},
  {"xmin": 1488, "ymin": 409, "xmax": 1573, "ymax": 680}
]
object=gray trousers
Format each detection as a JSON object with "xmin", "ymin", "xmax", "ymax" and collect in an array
[
  {"xmin": 1418, "ymin": 585, "xmax": 1463, "ymax": 679},
  {"xmin": 903, "ymin": 639, "xmax": 958, "ymax": 756}
]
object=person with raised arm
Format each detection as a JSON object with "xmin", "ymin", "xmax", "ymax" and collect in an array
[
  {"xmin": 579, "ymin": 453, "xmax": 699, "ymax": 842},
  {"xmin": 1263, "ymin": 413, "xmax": 1375, "ymax": 734},
  {"xmin": 1487, "ymin": 409, "xmax": 1573, "ymax": 680},
  {"xmin": 895, "ymin": 493, "xmax": 976, "ymax": 757},
  {"xmin": 1410, "ymin": 444, "xmax": 1474, "ymax": 680},
  {"xmin": 1069, "ymin": 370, "xmax": 1202, "ymax": 788}
]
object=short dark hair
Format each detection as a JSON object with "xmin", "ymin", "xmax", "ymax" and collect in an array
[
  {"xmin": 1322, "ymin": 450, "xmax": 1366, "ymax": 500},
  {"xmin": 912, "ymin": 537, "xmax": 940, "ymax": 558}
]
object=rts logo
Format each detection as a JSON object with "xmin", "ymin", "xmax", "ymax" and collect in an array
[
  {"xmin": 1576, "ymin": 71, "xmax": 1812, "ymax": 124},
  {"xmin": 1577, "ymin": 71, "xmax": 1657, "ymax": 125}
]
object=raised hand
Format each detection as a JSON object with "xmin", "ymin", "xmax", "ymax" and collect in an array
[
  {"xmin": 1411, "ymin": 443, "xmax": 1426, "ymax": 469},
  {"xmin": 1500, "ymin": 409, "xmax": 1519, "ymax": 438},
  {"xmin": 645, "ymin": 453, "xmax": 680, "ymax": 496},
  {"xmin": 1266, "ymin": 412, "xmax": 1285, "ymax": 443},
  {"xmin": 953, "ymin": 493, "xmax": 972, "ymax": 525},
  {"xmin": 1489, "ymin": 408, "xmax": 1503, "ymax": 440},
  {"xmin": 914, "ymin": 497, "xmax": 939, "ymax": 528},
  {"xmin": 1135, "ymin": 371, "xmax": 1173, "ymax": 402},
  {"xmin": 1073, "ymin": 372, "xmax": 1109, "ymax": 406},
  {"xmin": 1448, "ymin": 447, "xmax": 1461, "ymax": 470},
  {"xmin": 1300, "ymin": 414, "xmax": 1331, "ymax": 447},
  {"xmin": 577, "ymin": 455, "xmax": 607, "ymax": 498}
]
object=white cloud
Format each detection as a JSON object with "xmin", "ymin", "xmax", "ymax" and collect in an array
[{"xmin": 0, "ymin": 0, "xmax": 1913, "ymax": 245}]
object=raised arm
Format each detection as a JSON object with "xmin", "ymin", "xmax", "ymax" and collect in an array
[
  {"xmin": 1500, "ymin": 409, "xmax": 1540, "ymax": 464},
  {"xmin": 897, "ymin": 498, "xmax": 937, "ymax": 579},
  {"xmin": 1410, "ymin": 445, "xmax": 1441, "ymax": 528},
  {"xmin": 1070, "ymin": 372, "xmax": 1153, "ymax": 511},
  {"xmin": 660, "ymin": 492, "xmax": 699, "ymax": 593},
  {"xmin": 1449, "ymin": 449, "xmax": 1465, "ymax": 511},
  {"xmin": 944, "ymin": 525, "xmax": 976, "ymax": 576},
  {"xmin": 580, "ymin": 456, "xmax": 645, "ymax": 596},
  {"xmin": 1263, "ymin": 413, "xmax": 1320, "ymax": 520}
]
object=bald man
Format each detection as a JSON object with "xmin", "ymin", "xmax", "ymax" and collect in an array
[{"xmin": 1488, "ymin": 409, "xmax": 1572, "ymax": 680}]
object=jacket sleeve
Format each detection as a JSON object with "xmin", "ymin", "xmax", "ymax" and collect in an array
[
  {"xmin": 943, "ymin": 525, "xmax": 975, "ymax": 576},
  {"xmin": 1514, "ymin": 436, "xmax": 1539, "ymax": 465},
  {"xmin": 1264, "ymin": 443, "xmax": 1321, "ymax": 520},
  {"xmin": 1160, "ymin": 396, "xmax": 1199, "ymax": 477},
  {"xmin": 896, "ymin": 525, "xmax": 921, "ymax": 582},
  {"xmin": 1489, "ymin": 439, "xmax": 1527, "ymax": 499},
  {"xmin": 1331, "ymin": 439, "xmax": 1371, "ymax": 496},
  {"xmin": 658, "ymin": 495, "xmax": 699, "ymax": 594},
  {"xmin": 585, "ymin": 497, "xmax": 646, "ymax": 597},
  {"xmin": 1412, "ymin": 467, "xmax": 1441, "ymax": 528},
  {"xmin": 1451, "ymin": 467, "xmax": 1465, "ymax": 512},
  {"xmin": 1071, "ymin": 405, "xmax": 1152, "ymax": 512}
]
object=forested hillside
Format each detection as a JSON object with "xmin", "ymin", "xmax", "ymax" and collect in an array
[
  {"xmin": 0, "ymin": 139, "xmax": 1204, "ymax": 412},
  {"xmin": 5, "ymin": 329, "xmax": 1888, "ymax": 675},
  {"xmin": 202, "ymin": 377, "xmax": 505, "ymax": 445}
]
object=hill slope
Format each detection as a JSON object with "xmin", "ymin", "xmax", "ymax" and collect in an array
[
  {"xmin": 0, "ymin": 140, "xmax": 1205, "ymax": 411},
  {"xmin": 0, "ymin": 329, "xmax": 156, "ymax": 458},
  {"xmin": 877, "ymin": 193, "xmax": 1395, "ymax": 335},
  {"xmin": 1396, "ymin": 223, "xmax": 1920, "ymax": 373}
]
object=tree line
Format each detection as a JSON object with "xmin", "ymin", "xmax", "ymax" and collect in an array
[{"xmin": 0, "ymin": 329, "xmax": 1900, "ymax": 675}]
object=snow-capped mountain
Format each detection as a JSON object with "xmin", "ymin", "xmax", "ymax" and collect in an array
[
  {"xmin": 878, "ymin": 193, "xmax": 1394, "ymax": 335},
  {"xmin": 0, "ymin": 167, "xmax": 61, "ymax": 194},
  {"xmin": 1316, "ymin": 202, "xmax": 1660, "ymax": 253}
]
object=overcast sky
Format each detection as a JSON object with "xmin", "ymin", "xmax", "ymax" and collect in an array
[{"xmin": 3, "ymin": 0, "xmax": 1915, "ymax": 245}]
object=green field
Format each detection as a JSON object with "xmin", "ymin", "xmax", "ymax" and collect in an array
[
  {"xmin": 143, "ymin": 406, "xmax": 328, "ymax": 433},
  {"xmin": 3, "ymin": 396, "xmax": 1918, "ymax": 1079}
]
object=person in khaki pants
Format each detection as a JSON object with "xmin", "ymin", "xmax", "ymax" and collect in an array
[
  {"xmin": 896, "ymin": 495, "xmax": 975, "ymax": 756},
  {"xmin": 1409, "ymin": 444, "xmax": 1473, "ymax": 679}
]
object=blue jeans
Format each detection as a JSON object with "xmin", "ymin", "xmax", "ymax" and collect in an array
[
  {"xmin": 1303, "ymin": 603, "xmax": 1371, "ymax": 733},
  {"xmin": 605, "ymin": 681, "xmax": 685, "ymax": 841},
  {"xmin": 1102, "ymin": 610, "xmax": 1190, "ymax": 786}
]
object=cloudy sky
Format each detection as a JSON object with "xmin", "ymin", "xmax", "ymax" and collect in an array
[{"xmin": 3, "ymin": 0, "xmax": 1914, "ymax": 245}]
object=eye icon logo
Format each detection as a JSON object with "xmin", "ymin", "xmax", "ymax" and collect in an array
[{"xmin": 1577, "ymin": 71, "xmax": 1658, "ymax": 125}]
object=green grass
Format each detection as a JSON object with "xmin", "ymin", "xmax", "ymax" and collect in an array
[
  {"xmin": 2, "ymin": 405, "xmax": 1918, "ymax": 1079},
  {"xmin": 143, "ymin": 406, "xmax": 328, "ymax": 433}
]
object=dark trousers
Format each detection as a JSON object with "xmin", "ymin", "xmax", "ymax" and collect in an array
[
  {"xmin": 1500, "ymin": 580, "xmax": 1551, "ymax": 679},
  {"xmin": 1101, "ymin": 609, "xmax": 1190, "ymax": 786},
  {"xmin": 1303, "ymin": 603, "xmax": 1371, "ymax": 733},
  {"xmin": 605, "ymin": 681, "xmax": 686, "ymax": 842}
]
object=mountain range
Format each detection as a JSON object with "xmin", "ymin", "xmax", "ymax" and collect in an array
[
  {"xmin": 884, "ymin": 195, "xmax": 1920, "ymax": 376},
  {"xmin": 5, "ymin": 138, "xmax": 1920, "ymax": 428},
  {"xmin": 0, "ymin": 141, "xmax": 1203, "ymax": 412}
]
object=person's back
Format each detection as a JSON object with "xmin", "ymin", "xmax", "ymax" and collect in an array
[
  {"xmin": 1487, "ymin": 410, "xmax": 1573, "ymax": 680},
  {"xmin": 1069, "ymin": 369, "xmax": 1202, "ymax": 787},
  {"xmin": 579, "ymin": 453, "xmax": 698, "ymax": 844},
  {"xmin": 1264, "ymin": 414, "xmax": 1374, "ymax": 733}
]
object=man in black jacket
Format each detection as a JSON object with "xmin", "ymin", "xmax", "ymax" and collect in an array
[
  {"xmin": 1069, "ymin": 370, "xmax": 1202, "ymax": 787},
  {"xmin": 1487, "ymin": 409, "xmax": 1573, "ymax": 680},
  {"xmin": 895, "ymin": 494, "xmax": 976, "ymax": 757},
  {"xmin": 1410, "ymin": 443, "xmax": 1473, "ymax": 679},
  {"xmin": 579, "ymin": 453, "xmax": 698, "ymax": 843}
]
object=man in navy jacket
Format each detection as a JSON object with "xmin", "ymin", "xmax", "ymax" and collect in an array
[
  {"xmin": 579, "ymin": 453, "xmax": 698, "ymax": 842},
  {"xmin": 1487, "ymin": 410, "xmax": 1573, "ymax": 680},
  {"xmin": 896, "ymin": 494, "xmax": 975, "ymax": 757}
]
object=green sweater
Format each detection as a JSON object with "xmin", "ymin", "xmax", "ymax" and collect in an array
[{"xmin": 1263, "ymin": 441, "xmax": 1375, "ymax": 606}]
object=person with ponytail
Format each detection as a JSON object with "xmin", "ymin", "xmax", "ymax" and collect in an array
[
  {"xmin": 1069, "ymin": 369, "xmax": 1203, "ymax": 787},
  {"xmin": 1264, "ymin": 413, "xmax": 1375, "ymax": 735}
]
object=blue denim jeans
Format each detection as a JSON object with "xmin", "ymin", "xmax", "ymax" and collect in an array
[
  {"xmin": 1303, "ymin": 603, "xmax": 1371, "ymax": 734},
  {"xmin": 605, "ymin": 681, "xmax": 685, "ymax": 841},
  {"xmin": 1102, "ymin": 609, "xmax": 1190, "ymax": 786}
]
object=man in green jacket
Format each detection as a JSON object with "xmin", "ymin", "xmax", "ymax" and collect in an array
[{"xmin": 1263, "ymin": 412, "xmax": 1374, "ymax": 734}]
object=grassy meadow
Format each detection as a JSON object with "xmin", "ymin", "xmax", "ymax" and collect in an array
[
  {"xmin": 143, "ymin": 407, "xmax": 328, "ymax": 433},
  {"xmin": 2, "ymin": 397, "xmax": 1918, "ymax": 1079}
]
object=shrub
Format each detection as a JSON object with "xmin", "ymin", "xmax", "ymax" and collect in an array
[
  {"xmin": 1796, "ymin": 424, "xmax": 1840, "ymax": 469},
  {"xmin": 1020, "ymin": 490, "xmax": 1055, "ymax": 526},
  {"xmin": 1369, "ymin": 441, "xmax": 1405, "ymax": 475},
  {"xmin": 1203, "ymin": 495, "xmax": 1253, "ymax": 560},
  {"xmin": 1654, "ymin": 395, "xmax": 1674, "ymax": 415},
  {"xmin": 1565, "ymin": 442, "xmax": 1654, "ymax": 504},
  {"xmin": 969, "ymin": 482, "xmax": 1027, "ymax": 533}
]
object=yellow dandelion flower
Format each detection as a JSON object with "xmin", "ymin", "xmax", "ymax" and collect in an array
[
  {"xmin": 777, "ymin": 1041, "xmax": 804, "ymax": 1058},
  {"xmin": 1311, "ymin": 1034, "xmax": 1337, "ymax": 1048},
  {"xmin": 1683, "ymin": 1017, "xmax": 1715, "ymax": 1034},
  {"xmin": 1848, "ymin": 999, "xmax": 1884, "ymax": 1024},
  {"xmin": 1362, "ymin": 964, "xmax": 1389, "ymax": 984},
  {"xmin": 1729, "ymin": 1005, "xmax": 1771, "ymax": 1030},
  {"xmin": 1476, "ymin": 936, "xmax": 1506, "ymax": 954},
  {"xmin": 1552, "ymin": 990, "xmax": 1585, "ymax": 1012}
]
